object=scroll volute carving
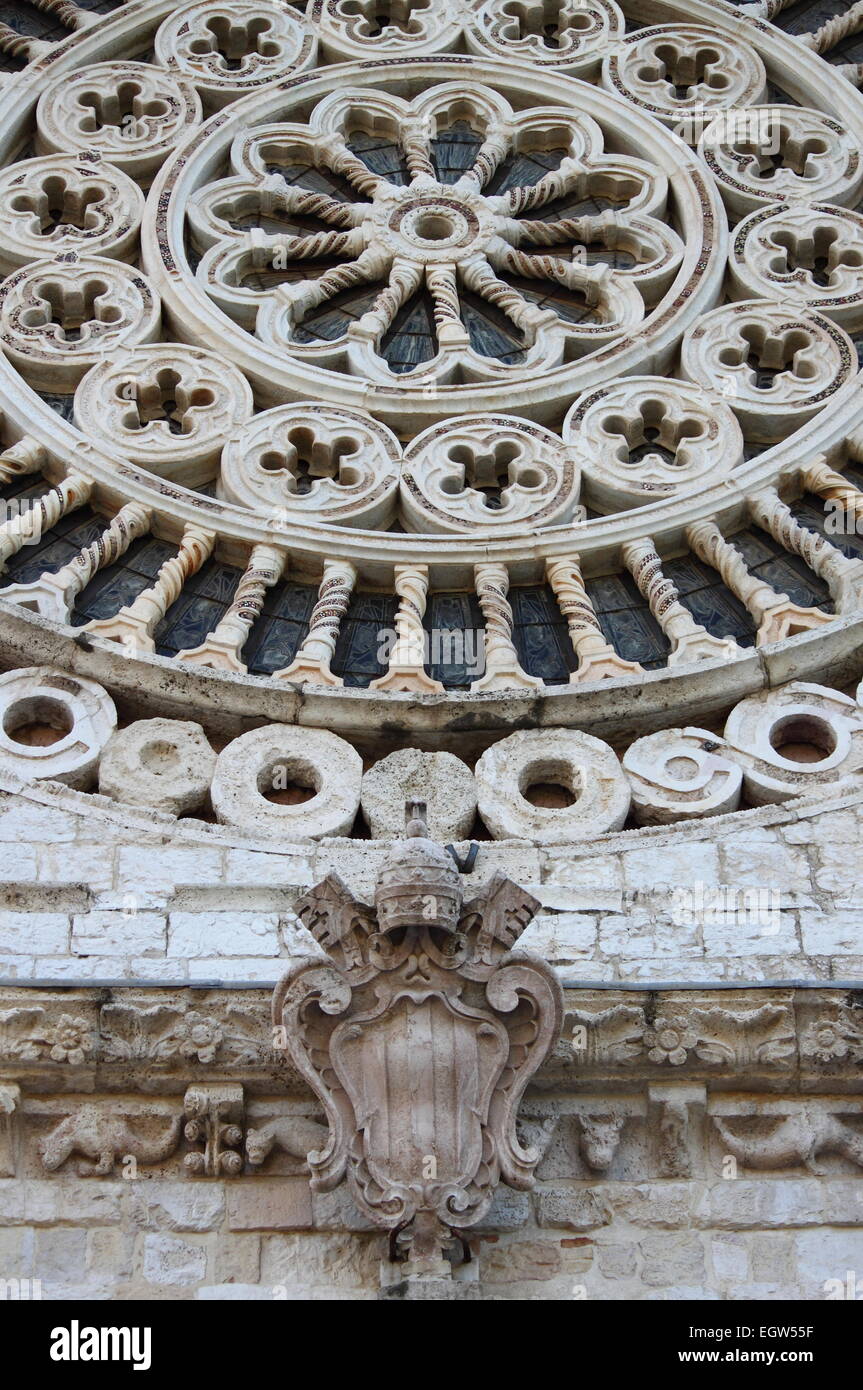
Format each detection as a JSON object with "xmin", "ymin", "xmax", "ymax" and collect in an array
[{"xmin": 273, "ymin": 800, "xmax": 562, "ymax": 1273}]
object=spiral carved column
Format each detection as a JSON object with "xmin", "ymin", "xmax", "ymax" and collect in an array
[
  {"xmin": 371, "ymin": 564, "xmax": 443, "ymax": 693},
  {"xmin": 180, "ymin": 544, "xmax": 287, "ymax": 673},
  {"xmin": 622, "ymin": 537, "xmax": 741, "ymax": 666},
  {"xmin": 275, "ymin": 558, "xmax": 357, "ymax": 687},
  {"xmin": 85, "ymin": 524, "xmax": 216, "ymax": 654},
  {"xmin": 686, "ymin": 520, "xmax": 833, "ymax": 645},
  {"xmin": 546, "ymin": 555, "xmax": 644, "ymax": 681}
]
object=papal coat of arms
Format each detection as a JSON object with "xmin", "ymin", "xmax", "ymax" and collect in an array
[{"xmin": 273, "ymin": 801, "xmax": 562, "ymax": 1271}]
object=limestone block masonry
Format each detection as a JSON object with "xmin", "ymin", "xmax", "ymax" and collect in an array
[{"xmin": 0, "ymin": 0, "xmax": 862, "ymax": 1303}]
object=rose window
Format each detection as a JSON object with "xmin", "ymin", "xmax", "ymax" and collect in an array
[{"xmin": 0, "ymin": 0, "xmax": 859, "ymax": 717}]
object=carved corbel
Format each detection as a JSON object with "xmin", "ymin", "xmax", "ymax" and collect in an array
[
  {"xmin": 183, "ymin": 1085, "xmax": 245, "ymax": 1177},
  {"xmin": 273, "ymin": 801, "xmax": 563, "ymax": 1282},
  {"xmin": 648, "ymin": 1083, "xmax": 707, "ymax": 1179},
  {"xmin": 0, "ymin": 1083, "xmax": 20, "ymax": 1177}
]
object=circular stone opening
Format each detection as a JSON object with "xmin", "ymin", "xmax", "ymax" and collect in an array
[
  {"xmin": 139, "ymin": 739, "xmax": 183, "ymax": 775},
  {"xmin": 768, "ymin": 713, "xmax": 837, "ymax": 763},
  {"xmin": 519, "ymin": 758, "xmax": 580, "ymax": 809},
  {"xmin": 258, "ymin": 757, "xmax": 320, "ymax": 806},
  {"xmin": 666, "ymin": 755, "xmax": 701, "ymax": 780},
  {"xmin": 414, "ymin": 210, "xmax": 456, "ymax": 242},
  {"xmin": 2, "ymin": 695, "xmax": 73, "ymax": 747}
]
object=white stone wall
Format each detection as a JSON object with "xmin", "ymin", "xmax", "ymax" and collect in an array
[
  {"xmin": 1, "ymin": 774, "xmax": 860, "ymax": 985},
  {"xmin": 2, "ymin": 1174, "xmax": 861, "ymax": 1301}
]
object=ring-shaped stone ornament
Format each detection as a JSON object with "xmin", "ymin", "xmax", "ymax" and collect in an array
[
  {"xmin": 723, "ymin": 682, "xmax": 863, "ymax": 805},
  {"xmin": 680, "ymin": 301, "xmax": 856, "ymax": 443},
  {"xmin": 0, "ymin": 155, "xmax": 146, "ymax": 275},
  {"xmin": 211, "ymin": 724, "xmax": 362, "ymax": 838},
  {"xmin": 401, "ymin": 415, "xmax": 582, "ymax": 534},
  {"xmin": 0, "ymin": 666, "xmax": 116, "ymax": 791},
  {"xmin": 728, "ymin": 203, "xmax": 863, "ymax": 332},
  {"xmin": 563, "ymin": 376, "xmax": 742, "ymax": 513},
  {"xmin": 475, "ymin": 728, "xmax": 631, "ymax": 843},
  {"xmin": 602, "ymin": 25, "xmax": 767, "ymax": 131},
  {"xmin": 73, "ymin": 343, "xmax": 255, "ymax": 487},
  {"xmin": 0, "ymin": 255, "xmax": 162, "ymax": 393},
  {"xmin": 219, "ymin": 403, "xmax": 402, "ymax": 529},
  {"xmin": 36, "ymin": 62, "xmax": 203, "ymax": 184},
  {"xmin": 154, "ymin": 2, "xmax": 317, "ymax": 107}
]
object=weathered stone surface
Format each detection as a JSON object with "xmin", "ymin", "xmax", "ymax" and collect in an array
[
  {"xmin": 0, "ymin": 668, "xmax": 116, "ymax": 790},
  {"xmin": 211, "ymin": 726, "xmax": 362, "ymax": 838},
  {"xmin": 639, "ymin": 1233, "xmax": 706, "ymax": 1287},
  {"xmin": 475, "ymin": 729, "xmax": 630, "ymax": 844},
  {"xmin": 142, "ymin": 1232, "xmax": 208, "ymax": 1287},
  {"xmin": 169, "ymin": 912, "xmax": 280, "ymax": 958},
  {"xmin": 99, "ymin": 719, "xmax": 216, "ymax": 816},
  {"xmin": 72, "ymin": 911, "xmax": 166, "ymax": 958},
  {"xmin": 227, "ymin": 1179, "xmax": 313, "ymax": 1231},
  {"xmin": 535, "ymin": 1186, "xmax": 611, "ymax": 1232},
  {"xmin": 361, "ymin": 748, "xmax": 476, "ymax": 840}
]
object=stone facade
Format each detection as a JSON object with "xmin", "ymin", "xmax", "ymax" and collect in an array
[{"xmin": 0, "ymin": 0, "xmax": 862, "ymax": 1303}]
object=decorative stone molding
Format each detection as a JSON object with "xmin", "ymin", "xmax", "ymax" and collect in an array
[
  {"xmin": 73, "ymin": 345, "xmax": 254, "ymax": 487},
  {"xmin": 475, "ymin": 728, "xmax": 630, "ymax": 843},
  {"xmin": 98, "ymin": 718, "xmax": 216, "ymax": 816},
  {"xmin": 467, "ymin": 0, "xmax": 625, "ymax": 75},
  {"xmin": 0, "ymin": 985, "xmax": 860, "ymax": 1089},
  {"xmin": 360, "ymin": 747, "xmax": 477, "ymax": 841},
  {"xmin": 401, "ymin": 416, "xmax": 582, "ymax": 533},
  {"xmin": 681, "ymin": 302, "xmax": 855, "ymax": 442},
  {"xmin": 729, "ymin": 203, "xmax": 863, "ymax": 331},
  {"xmin": 0, "ymin": 665, "xmax": 116, "ymax": 790},
  {"xmin": 0, "ymin": 154, "xmax": 146, "ymax": 274},
  {"xmin": 316, "ymin": 0, "xmax": 463, "ymax": 59},
  {"xmin": 35, "ymin": 61, "xmax": 202, "ymax": 183},
  {"xmin": 564, "ymin": 377, "xmax": 741, "ymax": 512},
  {"xmin": 154, "ymin": 1, "xmax": 317, "ymax": 106},
  {"xmin": 210, "ymin": 723, "xmax": 362, "ymax": 837},
  {"xmin": 183, "ymin": 1083, "xmax": 245, "ymax": 1177},
  {"xmin": 220, "ymin": 403, "xmax": 401, "ymax": 530},
  {"xmin": 622, "ymin": 726, "xmax": 743, "ymax": 825},
  {"xmin": 273, "ymin": 803, "xmax": 563, "ymax": 1270},
  {"xmin": 698, "ymin": 106, "xmax": 863, "ymax": 218},
  {"xmin": 2, "ymin": 666, "xmax": 863, "ymax": 834},
  {"xmin": 602, "ymin": 24, "xmax": 767, "ymax": 128},
  {"xmin": 0, "ymin": 255, "xmax": 162, "ymax": 393}
]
